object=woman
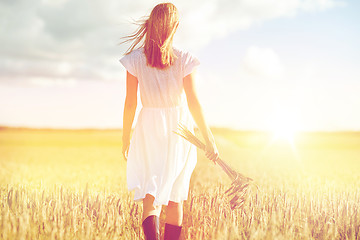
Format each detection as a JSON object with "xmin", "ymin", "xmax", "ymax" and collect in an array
[{"xmin": 119, "ymin": 3, "xmax": 219, "ymax": 240}]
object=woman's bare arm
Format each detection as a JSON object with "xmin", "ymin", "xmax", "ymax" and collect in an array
[
  {"xmin": 122, "ymin": 71, "xmax": 138, "ymax": 160},
  {"xmin": 183, "ymin": 71, "xmax": 219, "ymax": 163}
]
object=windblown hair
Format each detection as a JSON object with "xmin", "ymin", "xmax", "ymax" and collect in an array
[{"xmin": 120, "ymin": 3, "xmax": 179, "ymax": 69}]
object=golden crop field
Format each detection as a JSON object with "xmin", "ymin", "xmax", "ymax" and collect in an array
[{"xmin": 0, "ymin": 127, "xmax": 359, "ymax": 239}]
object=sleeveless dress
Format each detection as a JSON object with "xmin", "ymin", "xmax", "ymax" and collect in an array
[{"xmin": 119, "ymin": 46, "xmax": 200, "ymax": 207}]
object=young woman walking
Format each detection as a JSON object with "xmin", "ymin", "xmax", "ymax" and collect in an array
[{"xmin": 120, "ymin": 3, "xmax": 219, "ymax": 239}]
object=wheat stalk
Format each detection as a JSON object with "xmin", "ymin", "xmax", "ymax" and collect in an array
[{"xmin": 174, "ymin": 124, "xmax": 254, "ymax": 210}]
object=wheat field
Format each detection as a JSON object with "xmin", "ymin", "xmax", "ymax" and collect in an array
[{"xmin": 0, "ymin": 127, "xmax": 359, "ymax": 239}]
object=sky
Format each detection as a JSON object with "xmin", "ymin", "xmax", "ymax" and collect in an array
[{"xmin": 0, "ymin": 0, "xmax": 359, "ymax": 131}]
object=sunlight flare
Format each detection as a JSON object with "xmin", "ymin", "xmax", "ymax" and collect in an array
[
  {"xmin": 263, "ymin": 107, "xmax": 302, "ymax": 162},
  {"xmin": 267, "ymin": 107, "xmax": 301, "ymax": 145}
]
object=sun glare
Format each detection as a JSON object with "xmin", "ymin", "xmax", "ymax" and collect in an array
[
  {"xmin": 271, "ymin": 122, "xmax": 297, "ymax": 144},
  {"xmin": 267, "ymin": 108, "xmax": 301, "ymax": 145}
]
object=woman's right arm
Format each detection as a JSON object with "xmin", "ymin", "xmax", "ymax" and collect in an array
[
  {"xmin": 183, "ymin": 71, "xmax": 219, "ymax": 163},
  {"xmin": 122, "ymin": 71, "xmax": 138, "ymax": 161}
]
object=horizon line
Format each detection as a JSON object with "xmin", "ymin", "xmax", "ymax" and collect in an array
[{"xmin": 0, "ymin": 125, "xmax": 359, "ymax": 134}]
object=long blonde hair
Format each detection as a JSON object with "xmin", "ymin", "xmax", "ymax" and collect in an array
[{"xmin": 120, "ymin": 3, "xmax": 179, "ymax": 69}]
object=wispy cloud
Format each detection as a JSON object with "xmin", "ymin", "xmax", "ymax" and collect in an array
[
  {"xmin": 176, "ymin": 0, "xmax": 346, "ymax": 48},
  {"xmin": 241, "ymin": 46, "xmax": 283, "ymax": 78}
]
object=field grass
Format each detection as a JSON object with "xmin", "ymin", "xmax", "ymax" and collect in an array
[{"xmin": 0, "ymin": 127, "xmax": 359, "ymax": 239}]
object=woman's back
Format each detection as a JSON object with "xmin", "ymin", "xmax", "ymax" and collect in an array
[{"xmin": 120, "ymin": 47, "xmax": 200, "ymax": 108}]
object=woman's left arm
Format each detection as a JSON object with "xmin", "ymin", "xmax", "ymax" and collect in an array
[{"xmin": 122, "ymin": 71, "xmax": 138, "ymax": 160}]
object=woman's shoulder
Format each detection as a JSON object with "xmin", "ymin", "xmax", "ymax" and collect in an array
[
  {"xmin": 173, "ymin": 46, "xmax": 198, "ymax": 61},
  {"xmin": 128, "ymin": 47, "xmax": 144, "ymax": 55},
  {"xmin": 173, "ymin": 46, "xmax": 189, "ymax": 56},
  {"xmin": 123, "ymin": 47, "xmax": 144, "ymax": 60}
]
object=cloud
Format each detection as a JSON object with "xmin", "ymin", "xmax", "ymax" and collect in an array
[
  {"xmin": 28, "ymin": 77, "xmax": 77, "ymax": 87},
  {"xmin": 0, "ymin": 0, "xmax": 345, "ymax": 86},
  {"xmin": 175, "ymin": 0, "xmax": 346, "ymax": 48},
  {"xmin": 241, "ymin": 46, "xmax": 283, "ymax": 78},
  {"xmin": 300, "ymin": 0, "xmax": 346, "ymax": 11}
]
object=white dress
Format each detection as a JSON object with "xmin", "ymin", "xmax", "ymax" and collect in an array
[{"xmin": 119, "ymin": 46, "xmax": 200, "ymax": 207}]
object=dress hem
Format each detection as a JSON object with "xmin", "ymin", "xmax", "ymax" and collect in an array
[{"xmin": 129, "ymin": 188, "xmax": 188, "ymax": 207}]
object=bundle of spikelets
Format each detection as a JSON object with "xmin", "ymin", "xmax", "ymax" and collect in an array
[{"xmin": 175, "ymin": 124, "xmax": 255, "ymax": 210}]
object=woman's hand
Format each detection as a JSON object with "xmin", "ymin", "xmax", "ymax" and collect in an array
[
  {"xmin": 122, "ymin": 136, "xmax": 130, "ymax": 161},
  {"xmin": 205, "ymin": 140, "xmax": 219, "ymax": 165}
]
